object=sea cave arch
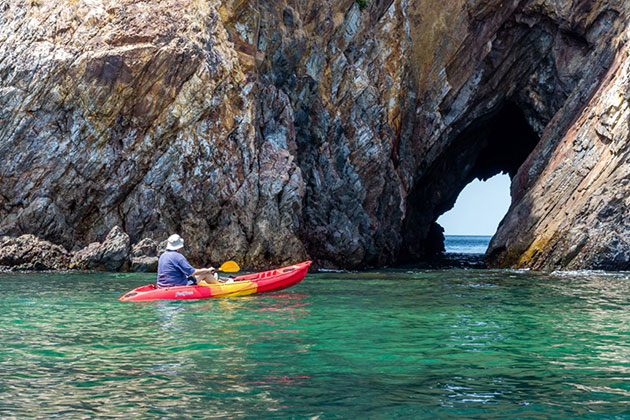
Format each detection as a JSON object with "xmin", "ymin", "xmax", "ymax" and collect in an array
[{"xmin": 398, "ymin": 102, "xmax": 540, "ymax": 265}]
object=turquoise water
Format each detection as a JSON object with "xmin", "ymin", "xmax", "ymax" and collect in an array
[{"xmin": 3, "ymin": 269, "xmax": 630, "ymax": 418}]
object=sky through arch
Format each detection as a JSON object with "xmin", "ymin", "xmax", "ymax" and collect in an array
[{"xmin": 437, "ymin": 174, "xmax": 511, "ymax": 236}]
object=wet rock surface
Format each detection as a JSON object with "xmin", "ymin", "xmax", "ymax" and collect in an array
[
  {"xmin": 0, "ymin": 0, "xmax": 629, "ymax": 271},
  {"xmin": 70, "ymin": 227, "xmax": 130, "ymax": 271},
  {"xmin": 129, "ymin": 238, "xmax": 160, "ymax": 272},
  {"xmin": 0, "ymin": 235, "xmax": 70, "ymax": 271}
]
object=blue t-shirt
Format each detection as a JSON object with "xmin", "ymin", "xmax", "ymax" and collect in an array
[{"xmin": 157, "ymin": 250, "xmax": 196, "ymax": 287}]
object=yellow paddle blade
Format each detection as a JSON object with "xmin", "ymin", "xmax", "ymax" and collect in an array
[{"xmin": 218, "ymin": 261, "xmax": 240, "ymax": 272}]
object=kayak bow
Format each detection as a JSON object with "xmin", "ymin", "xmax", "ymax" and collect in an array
[{"xmin": 119, "ymin": 261, "xmax": 312, "ymax": 302}]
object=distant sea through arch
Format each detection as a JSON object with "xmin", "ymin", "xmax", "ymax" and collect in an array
[{"xmin": 443, "ymin": 235, "xmax": 492, "ymax": 254}]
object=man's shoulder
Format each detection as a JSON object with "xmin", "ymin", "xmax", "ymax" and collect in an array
[{"xmin": 160, "ymin": 251, "xmax": 184, "ymax": 261}]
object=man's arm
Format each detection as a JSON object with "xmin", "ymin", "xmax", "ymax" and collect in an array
[
  {"xmin": 191, "ymin": 267, "xmax": 215, "ymax": 277},
  {"xmin": 175, "ymin": 254, "xmax": 214, "ymax": 280}
]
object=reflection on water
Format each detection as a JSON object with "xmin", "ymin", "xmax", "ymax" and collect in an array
[{"xmin": 2, "ymin": 270, "xmax": 630, "ymax": 418}]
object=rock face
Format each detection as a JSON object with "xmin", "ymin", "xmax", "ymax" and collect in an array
[
  {"xmin": 0, "ymin": 0, "xmax": 629, "ymax": 270},
  {"xmin": 486, "ymin": 41, "xmax": 630, "ymax": 271},
  {"xmin": 70, "ymin": 226, "xmax": 130, "ymax": 271},
  {"xmin": 0, "ymin": 235, "xmax": 70, "ymax": 271},
  {"xmin": 129, "ymin": 238, "xmax": 160, "ymax": 272}
]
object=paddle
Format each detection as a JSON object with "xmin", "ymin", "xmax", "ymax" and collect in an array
[
  {"xmin": 216, "ymin": 260, "xmax": 240, "ymax": 273},
  {"xmin": 197, "ymin": 261, "xmax": 240, "ymax": 286}
]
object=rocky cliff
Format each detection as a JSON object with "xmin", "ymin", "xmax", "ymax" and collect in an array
[{"xmin": 0, "ymin": 0, "xmax": 628, "ymax": 270}]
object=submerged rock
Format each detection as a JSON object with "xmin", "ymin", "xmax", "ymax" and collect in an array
[{"xmin": 0, "ymin": 235, "xmax": 70, "ymax": 271}]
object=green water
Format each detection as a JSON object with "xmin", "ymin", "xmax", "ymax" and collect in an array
[{"xmin": 2, "ymin": 269, "xmax": 630, "ymax": 419}]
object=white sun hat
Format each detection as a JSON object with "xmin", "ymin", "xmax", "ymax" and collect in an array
[{"xmin": 166, "ymin": 234, "xmax": 184, "ymax": 250}]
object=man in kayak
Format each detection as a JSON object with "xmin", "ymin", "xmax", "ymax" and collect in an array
[{"xmin": 157, "ymin": 234, "xmax": 217, "ymax": 288}]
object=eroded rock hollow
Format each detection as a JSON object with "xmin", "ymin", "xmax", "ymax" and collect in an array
[{"xmin": 0, "ymin": 0, "xmax": 628, "ymax": 270}]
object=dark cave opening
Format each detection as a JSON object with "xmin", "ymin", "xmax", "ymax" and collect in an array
[{"xmin": 398, "ymin": 102, "xmax": 540, "ymax": 265}]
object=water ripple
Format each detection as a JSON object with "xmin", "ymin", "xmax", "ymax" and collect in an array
[{"xmin": 2, "ymin": 270, "xmax": 630, "ymax": 418}]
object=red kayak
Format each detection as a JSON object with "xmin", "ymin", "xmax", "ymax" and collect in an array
[{"xmin": 119, "ymin": 261, "xmax": 312, "ymax": 302}]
